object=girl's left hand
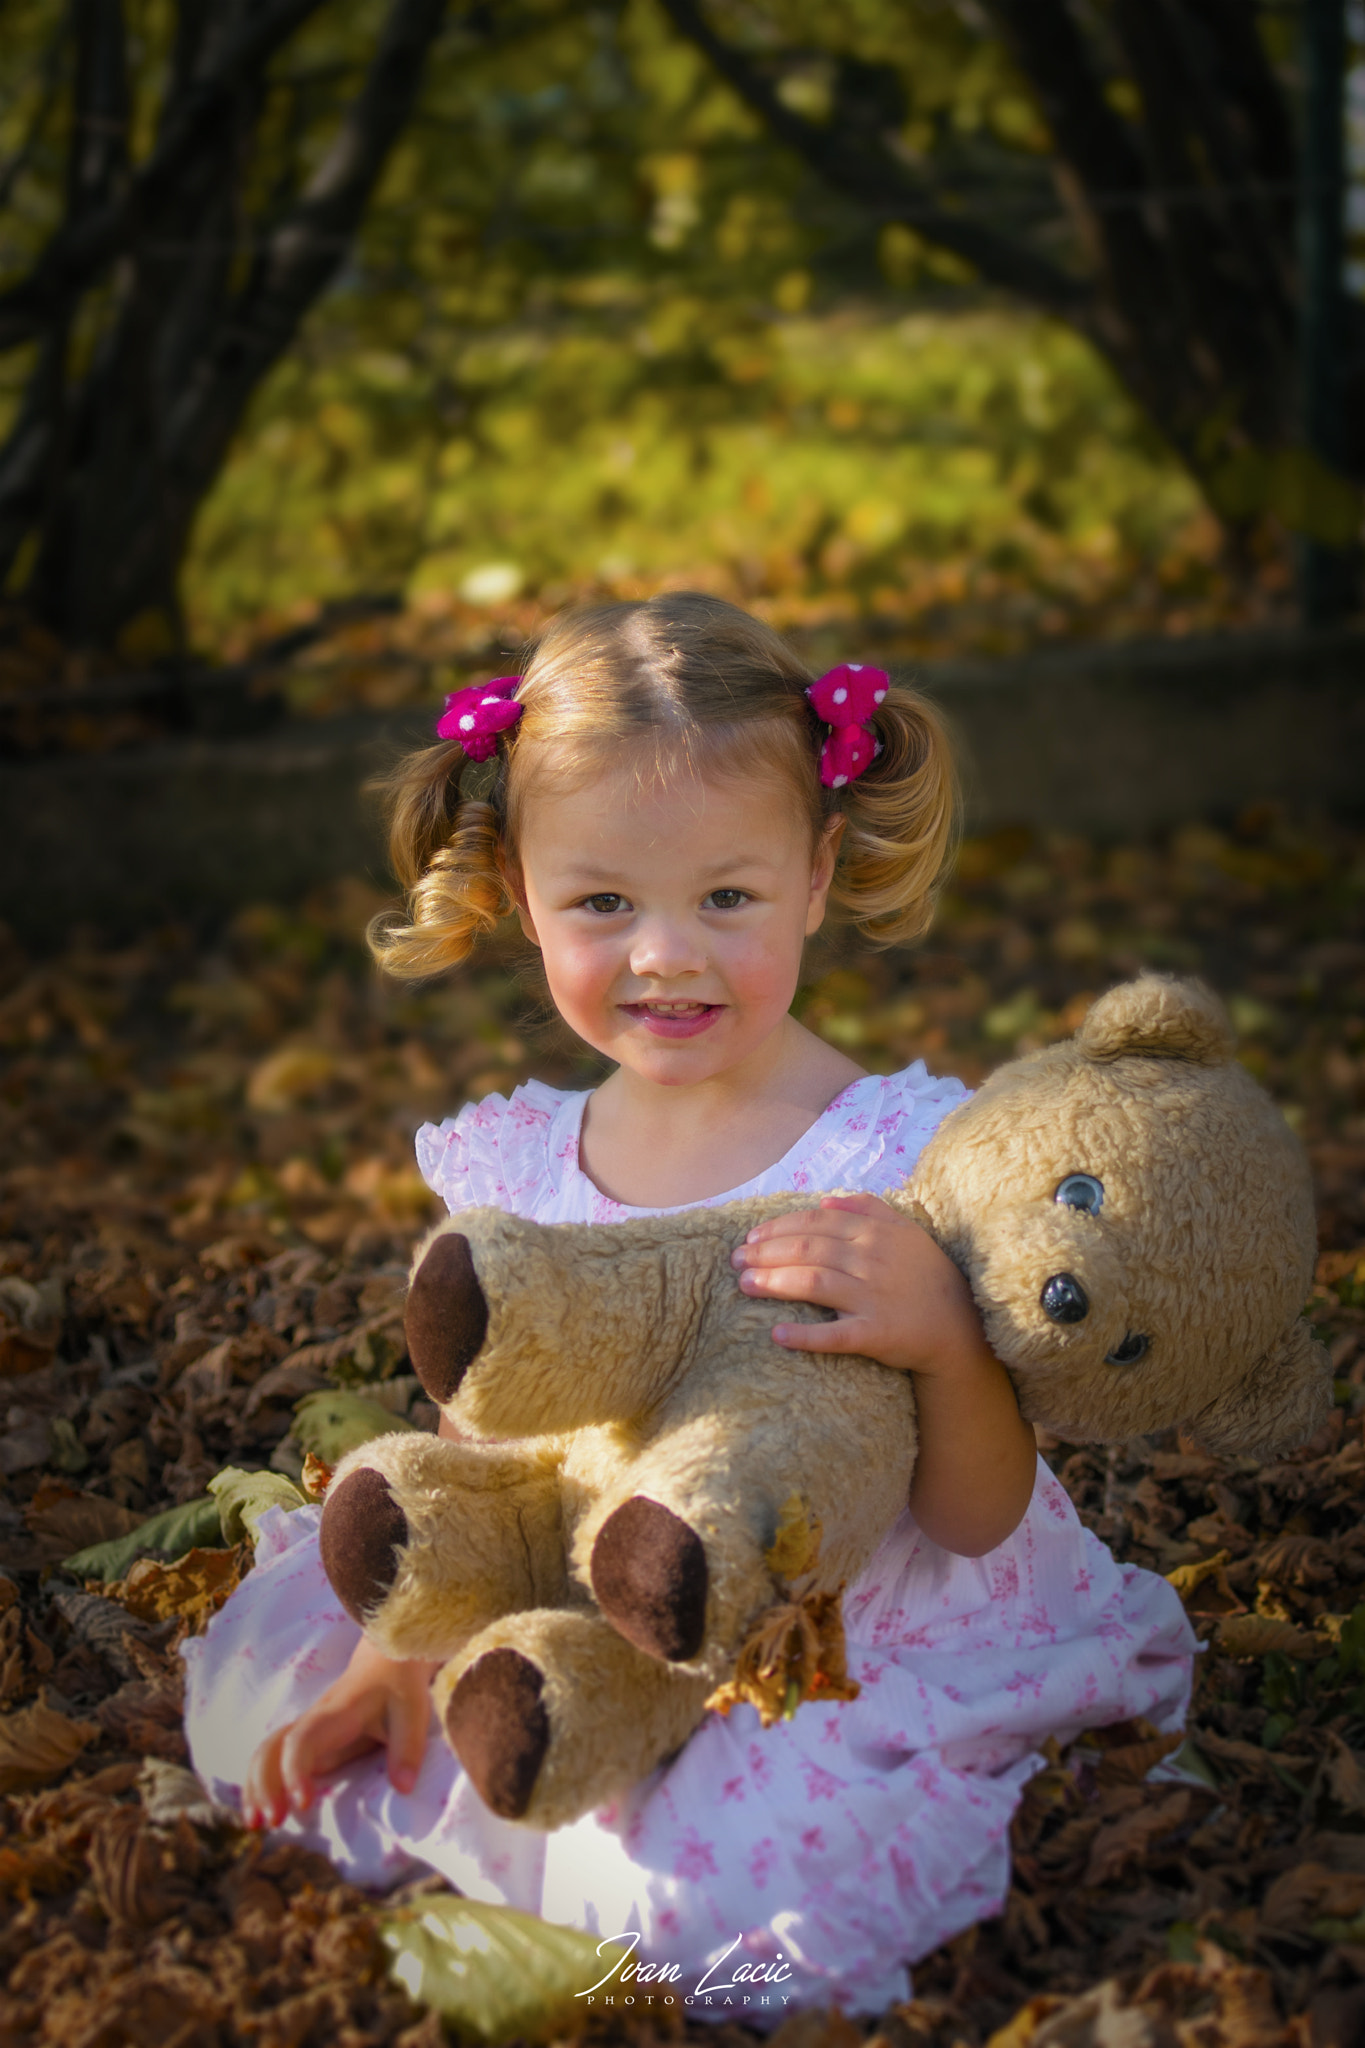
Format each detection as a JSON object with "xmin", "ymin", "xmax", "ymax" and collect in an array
[
  {"xmin": 731, "ymin": 1192, "xmax": 981, "ymax": 1378},
  {"xmin": 733, "ymin": 1192, "xmax": 1038, "ymax": 1555}
]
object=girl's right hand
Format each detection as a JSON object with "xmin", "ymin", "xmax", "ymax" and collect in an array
[{"xmin": 243, "ymin": 1634, "xmax": 438, "ymax": 1829}]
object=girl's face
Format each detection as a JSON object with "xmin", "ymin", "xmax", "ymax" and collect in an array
[{"xmin": 509, "ymin": 754, "xmax": 839, "ymax": 1089}]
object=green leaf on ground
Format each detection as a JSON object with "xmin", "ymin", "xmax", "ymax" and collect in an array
[
  {"xmin": 379, "ymin": 1896, "xmax": 627, "ymax": 2044},
  {"xmin": 208, "ymin": 1466, "xmax": 308, "ymax": 1545},
  {"xmin": 62, "ymin": 1495, "xmax": 224, "ymax": 1580},
  {"xmin": 291, "ymin": 1388, "xmax": 416, "ymax": 1464}
]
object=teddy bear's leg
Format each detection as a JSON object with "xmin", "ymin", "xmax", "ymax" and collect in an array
[
  {"xmin": 586, "ymin": 1488, "xmax": 779, "ymax": 1666},
  {"xmin": 571, "ymin": 1451, "xmax": 779, "ymax": 1668},
  {"xmin": 433, "ymin": 1607, "xmax": 715, "ymax": 1828},
  {"xmin": 319, "ymin": 1433, "xmax": 566, "ymax": 1663}
]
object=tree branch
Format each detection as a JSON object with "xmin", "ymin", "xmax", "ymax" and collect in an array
[
  {"xmin": 18, "ymin": 0, "xmax": 457, "ymax": 637},
  {"xmin": 1118, "ymin": 0, "xmax": 1292, "ymax": 412},
  {"xmin": 1187, "ymin": 0, "xmax": 1295, "ymax": 191},
  {"xmin": 1158, "ymin": 0, "xmax": 1295, "ymax": 322},
  {"xmin": 67, "ymin": 0, "xmax": 130, "ymax": 220},
  {"xmin": 980, "ymin": 0, "xmax": 1172, "ymax": 310},
  {"xmin": 655, "ymin": 0, "xmax": 1090, "ymax": 318},
  {"xmin": 0, "ymin": 13, "xmax": 70, "ymax": 216},
  {"xmin": 0, "ymin": 335, "xmax": 62, "ymax": 587},
  {"xmin": 0, "ymin": 0, "xmax": 328, "ymax": 352},
  {"xmin": 188, "ymin": 0, "xmax": 452, "ymax": 424}
]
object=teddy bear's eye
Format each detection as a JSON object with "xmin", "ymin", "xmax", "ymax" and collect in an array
[
  {"xmin": 1105, "ymin": 1332, "xmax": 1150, "ymax": 1366},
  {"xmin": 1055, "ymin": 1173, "xmax": 1104, "ymax": 1215},
  {"xmin": 1041, "ymin": 1273, "xmax": 1089, "ymax": 1324}
]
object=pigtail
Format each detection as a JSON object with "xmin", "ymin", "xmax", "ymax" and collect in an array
[
  {"xmin": 829, "ymin": 684, "xmax": 958, "ymax": 946},
  {"xmin": 367, "ymin": 742, "xmax": 515, "ymax": 980}
]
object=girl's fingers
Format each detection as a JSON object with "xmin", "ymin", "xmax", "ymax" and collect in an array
[
  {"xmin": 772, "ymin": 1315, "xmax": 875, "ymax": 1354},
  {"xmin": 277, "ymin": 1720, "xmax": 320, "ymax": 1817},
  {"xmin": 741, "ymin": 1194, "xmax": 889, "ymax": 1245},
  {"xmin": 737, "ymin": 1236, "xmax": 849, "ymax": 1273},
  {"xmin": 736, "ymin": 1232, "xmax": 874, "ymax": 1280},
  {"xmin": 738, "ymin": 1263, "xmax": 862, "ymax": 1313},
  {"xmin": 739, "ymin": 1205, "xmax": 868, "ymax": 1252},
  {"xmin": 245, "ymin": 1727, "xmax": 289, "ymax": 1830},
  {"xmin": 279, "ymin": 1701, "xmax": 371, "ymax": 1815},
  {"xmin": 386, "ymin": 1683, "xmax": 431, "ymax": 1796}
]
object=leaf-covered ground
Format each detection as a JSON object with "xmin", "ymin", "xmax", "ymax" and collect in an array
[{"xmin": 5, "ymin": 814, "xmax": 1365, "ymax": 2046}]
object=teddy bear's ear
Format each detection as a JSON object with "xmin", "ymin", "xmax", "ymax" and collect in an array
[
  {"xmin": 1076, "ymin": 975, "xmax": 1234, "ymax": 1065},
  {"xmin": 1184, "ymin": 1318, "xmax": 1333, "ymax": 1460}
]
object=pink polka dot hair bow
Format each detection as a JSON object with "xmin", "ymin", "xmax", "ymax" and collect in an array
[
  {"xmin": 806, "ymin": 663, "xmax": 888, "ymax": 789},
  {"xmin": 435, "ymin": 676, "xmax": 523, "ymax": 761}
]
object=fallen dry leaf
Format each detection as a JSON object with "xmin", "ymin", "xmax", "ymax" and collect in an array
[
  {"xmin": 0, "ymin": 1692, "xmax": 97, "ymax": 1793},
  {"xmin": 1165, "ymin": 1549, "xmax": 1232, "ymax": 1599},
  {"xmin": 1319, "ymin": 1734, "xmax": 1365, "ymax": 1818},
  {"xmin": 22, "ymin": 1492, "xmax": 143, "ymax": 1561},
  {"xmin": 1082, "ymin": 1789, "xmax": 1192, "ymax": 1887},
  {"xmin": 108, "ymin": 1543, "xmax": 249, "ymax": 1628},
  {"xmin": 1261, "ymin": 1863, "xmax": 1365, "ymax": 1935},
  {"xmin": 1214, "ymin": 1614, "xmax": 1326, "ymax": 1660},
  {"xmin": 301, "ymin": 1449, "xmax": 333, "ymax": 1499}
]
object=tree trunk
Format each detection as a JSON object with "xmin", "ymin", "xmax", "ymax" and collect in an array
[{"xmin": 0, "ymin": 0, "xmax": 455, "ymax": 651}]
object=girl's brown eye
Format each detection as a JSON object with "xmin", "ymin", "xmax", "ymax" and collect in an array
[
  {"xmin": 585, "ymin": 894, "xmax": 623, "ymax": 914},
  {"xmin": 707, "ymin": 889, "xmax": 746, "ymax": 910}
]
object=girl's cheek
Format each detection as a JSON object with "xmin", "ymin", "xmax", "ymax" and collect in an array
[{"xmin": 721, "ymin": 926, "xmax": 805, "ymax": 1003}]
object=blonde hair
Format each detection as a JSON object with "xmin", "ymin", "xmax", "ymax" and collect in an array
[{"xmin": 369, "ymin": 593, "xmax": 958, "ymax": 978}]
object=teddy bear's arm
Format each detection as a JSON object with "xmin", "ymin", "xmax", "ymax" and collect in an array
[{"xmin": 406, "ymin": 1205, "xmax": 806, "ymax": 1435}]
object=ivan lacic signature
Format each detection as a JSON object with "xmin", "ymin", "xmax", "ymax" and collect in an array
[{"xmin": 576, "ymin": 1931, "xmax": 796, "ymax": 2009}]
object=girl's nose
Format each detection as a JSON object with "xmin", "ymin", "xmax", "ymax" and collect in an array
[{"xmin": 629, "ymin": 915, "xmax": 706, "ymax": 982}]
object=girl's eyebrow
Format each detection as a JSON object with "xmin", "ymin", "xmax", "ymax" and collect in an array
[{"xmin": 556, "ymin": 848, "xmax": 783, "ymax": 885}]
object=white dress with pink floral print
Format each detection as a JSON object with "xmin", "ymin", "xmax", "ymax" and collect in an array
[{"xmin": 183, "ymin": 1066, "xmax": 1195, "ymax": 2019}]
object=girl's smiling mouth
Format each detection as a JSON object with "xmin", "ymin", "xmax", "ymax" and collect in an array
[{"xmin": 622, "ymin": 1000, "xmax": 724, "ymax": 1038}]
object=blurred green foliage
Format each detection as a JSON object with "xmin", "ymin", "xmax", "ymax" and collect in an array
[
  {"xmin": 0, "ymin": 1, "xmax": 1272, "ymax": 659},
  {"xmin": 194, "ymin": 300, "xmax": 1221, "ymax": 659},
  {"xmin": 178, "ymin": 1, "xmax": 1243, "ymax": 657}
]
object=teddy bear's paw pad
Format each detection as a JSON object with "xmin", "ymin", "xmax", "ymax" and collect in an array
[
  {"xmin": 445, "ymin": 1648, "xmax": 550, "ymax": 1819},
  {"xmin": 319, "ymin": 1467, "xmax": 410, "ymax": 1623},
  {"xmin": 591, "ymin": 1497, "xmax": 708, "ymax": 1662},
  {"xmin": 405, "ymin": 1232, "xmax": 489, "ymax": 1403}
]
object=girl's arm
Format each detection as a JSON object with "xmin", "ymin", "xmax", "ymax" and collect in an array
[
  {"xmin": 244, "ymin": 1634, "xmax": 438, "ymax": 1829},
  {"xmin": 732, "ymin": 1192, "xmax": 1037, "ymax": 1556},
  {"xmin": 243, "ymin": 1406, "xmax": 475, "ymax": 1827}
]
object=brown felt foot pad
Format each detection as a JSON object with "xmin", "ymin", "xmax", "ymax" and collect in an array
[
  {"xmin": 405, "ymin": 1232, "xmax": 489, "ymax": 1404},
  {"xmin": 445, "ymin": 1649, "xmax": 549, "ymax": 1819},
  {"xmin": 319, "ymin": 1468, "xmax": 409, "ymax": 1623},
  {"xmin": 591, "ymin": 1496, "xmax": 708, "ymax": 1662}
]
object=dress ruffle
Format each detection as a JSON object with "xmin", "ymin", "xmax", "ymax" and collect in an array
[{"xmin": 415, "ymin": 1066, "xmax": 970, "ymax": 1225}]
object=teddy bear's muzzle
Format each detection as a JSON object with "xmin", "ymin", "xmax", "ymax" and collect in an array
[{"xmin": 971, "ymin": 1204, "xmax": 1130, "ymax": 1374}]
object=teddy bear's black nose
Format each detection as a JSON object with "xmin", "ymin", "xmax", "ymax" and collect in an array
[{"xmin": 1041, "ymin": 1273, "xmax": 1089, "ymax": 1324}]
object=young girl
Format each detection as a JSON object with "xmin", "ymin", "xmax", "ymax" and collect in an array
[{"xmin": 184, "ymin": 593, "xmax": 1194, "ymax": 2016}]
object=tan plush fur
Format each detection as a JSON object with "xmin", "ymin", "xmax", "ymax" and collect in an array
[
  {"xmin": 910, "ymin": 977, "xmax": 1325, "ymax": 1452},
  {"xmin": 322, "ymin": 974, "xmax": 1330, "ymax": 1829},
  {"xmin": 431, "ymin": 1610, "xmax": 716, "ymax": 1820}
]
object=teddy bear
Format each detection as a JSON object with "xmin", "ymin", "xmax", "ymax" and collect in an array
[{"xmin": 317, "ymin": 975, "xmax": 1330, "ymax": 1829}]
